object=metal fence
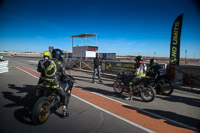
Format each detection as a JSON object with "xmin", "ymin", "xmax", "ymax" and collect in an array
[{"xmin": 65, "ymin": 58, "xmax": 200, "ymax": 86}]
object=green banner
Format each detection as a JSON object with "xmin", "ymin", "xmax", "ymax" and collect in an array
[{"xmin": 105, "ymin": 62, "xmax": 135, "ymax": 72}]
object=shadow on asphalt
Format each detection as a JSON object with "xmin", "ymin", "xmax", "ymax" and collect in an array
[
  {"xmin": 123, "ymin": 104, "xmax": 200, "ymax": 131},
  {"xmin": 76, "ymin": 86, "xmax": 119, "ymax": 97},
  {"xmin": 156, "ymin": 95, "xmax": 200, "ymax": 108},
  {"xmin": 2, "ymin": 84, "xmax": 37, "ymax": 125}
]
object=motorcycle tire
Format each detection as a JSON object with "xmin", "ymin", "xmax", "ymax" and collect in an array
[
  {"xmin": 158, "ymin": 82, "xmax": 174, "ymax": 96},
  {"xmin": 113, "ymin": 81, "xmax": 123, "ymax": 94},
  {"xmin": 140, "ymin": 85, "xmax": 156, "ymax": 102},
  {"xmin": 32, "ymin": 97, "xmax": 51, "ymax": 124}
]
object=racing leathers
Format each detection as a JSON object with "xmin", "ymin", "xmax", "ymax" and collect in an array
[
  {"xmin": 42, "ymin": 58, "xmax": 70, "ymax": 110},
  {"xmin": 36, "ymin": 59, "xmax": 49, "ymax": 97},
  {"xmin": 147, "ymin": 63, "xmax": 162, "ymax": 78},
  {"xmin": 151, "ymin": 63, "xmax": 161, "ymax": 73}
]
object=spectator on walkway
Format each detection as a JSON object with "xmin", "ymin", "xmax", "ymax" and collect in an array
[{"xmin": 92, "ymin": 53, "xmax": 103, "ymax": 83}]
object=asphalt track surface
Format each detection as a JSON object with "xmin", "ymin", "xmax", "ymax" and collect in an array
[{"xmin": 0, "ymin": 56, "xmax": 200, "ymax": 133}]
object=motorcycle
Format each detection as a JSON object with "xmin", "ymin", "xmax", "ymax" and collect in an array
[
  {"xmin": 146, "ymin": 69, "xmax": 174, "ymax": 95},
  {"xmin": 32, "ymin": 75, "xmax": 74, "ymax": 124},
  {"xmin": 113, "ymin": 70, "xmax": 156, "ymax": 102}
]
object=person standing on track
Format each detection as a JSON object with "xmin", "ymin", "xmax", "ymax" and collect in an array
[{"xmin": 92, "ymin": 53, "xmax": 103, "ymax": 83}]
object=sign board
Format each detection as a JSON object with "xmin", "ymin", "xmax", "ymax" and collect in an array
[
  {"xmin": 105, "ymin": 62, "xmax": 136, "ymax": 72},
  {"xmin": 87, "ymin": 46, "xmax": 98, "ymax": 51}
]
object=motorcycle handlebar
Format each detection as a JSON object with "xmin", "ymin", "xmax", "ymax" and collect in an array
[{"xmin": 63, "ymin": 75, "xmax": 75, "ymax": 83}]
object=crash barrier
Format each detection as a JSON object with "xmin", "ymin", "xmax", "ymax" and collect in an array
[{"xmin": 0, "ymin": 56, "xmax": 9, "ymax": 74}]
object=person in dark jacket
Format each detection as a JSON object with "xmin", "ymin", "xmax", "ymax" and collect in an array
[
  {"xmin": 150, "ymin": 59, "xmax": 161, "ymax": 73},
  {"xmin": 35, "ymin": 51, "xmax": 51, "ymax": 98},
  {"xmin": 43, "ymin": 49, "xmax": 71, "ymax": 118},
  {"xmin": 92, "ymin": 53, "xmax": 103, "ymax": 83},
  {"xmin": 37, "ymin": 51, "xmax": 51, "ymax": 84}
]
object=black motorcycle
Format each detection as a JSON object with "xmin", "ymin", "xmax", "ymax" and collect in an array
[
  {"xmin": 113, "ymin": 70, "xmax": 156, "ymax": 102},
  {"xmin": 32, "ymin": 75, "xmax": 74, "ymax": 124},
  {"xmin": 146, "ymin": 69, "xmax": 174, "ymax": 95}
]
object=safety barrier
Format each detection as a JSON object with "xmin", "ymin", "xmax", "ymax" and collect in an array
[
  {"xmin": 0, "ymin": 56, "xmax": 9, "ymax": 74},
  {"xmin": 0, "ymin": 61, "xmax": 9, "ymax": 74}
]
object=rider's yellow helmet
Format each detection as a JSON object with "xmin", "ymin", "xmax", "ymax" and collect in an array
[{"xmin": 43, "ymin": 51, "xmax": 51, "ymax": 59}]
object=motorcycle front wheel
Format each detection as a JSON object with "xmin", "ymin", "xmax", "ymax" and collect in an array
[
  {"xmin": 140, "ymin": 85, "xmax": 156, "ymax": 102},
  {"xmin": 32, "ymin": 97, "xmax": 51, "ymax": 124},
  {"xmin": 113, "ymin": 81, "xmax": 123, "ymax": 94}
]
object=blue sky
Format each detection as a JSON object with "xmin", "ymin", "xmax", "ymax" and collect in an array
[{"xmin": 0, "ymin": 0, "xmax": 200, "ymax": 58}]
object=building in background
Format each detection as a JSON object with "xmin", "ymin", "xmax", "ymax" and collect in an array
[
  {"xmin": 99, "ymin": 53, "xmax": 116, "ymax": 60},
  {"xmin": 71, "ymin": 34, "xmax": 98, "ymax": 58}
]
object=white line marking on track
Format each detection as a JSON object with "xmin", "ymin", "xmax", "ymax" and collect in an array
[
  {"xmin": 16, "ymin": 67, "xmax": 39, "ymax": 79},
  {"xmin": 90, "ymin": 91, "xmax": 199, "ymax": 131},
  {"xmin": 29, "ymin": 60, "xmax": 38, "ymax": 63},
  {"xmin": 72, "ymin": 94, "xmax": 155, "ymax": 133}
]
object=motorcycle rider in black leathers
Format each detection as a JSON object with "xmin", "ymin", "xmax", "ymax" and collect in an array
[
  {"xmin": 42, "ymin": 49, "xmax": 71, "ymax": 118},
  {"xmin": 124, "ymin": 56, "xmax": 147, "ymax": 100},
  {"xmin": 148, "ymin": 59, "xmax": 162, "ymax": 77},
  {"xmin": 150, "ymin": 59, "xmax": 161, "ymax": 73}
]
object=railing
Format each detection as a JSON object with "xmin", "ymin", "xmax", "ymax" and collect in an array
[{"xmin": 65, "ymin": 58, "xmax": 200, "ymax": 86}]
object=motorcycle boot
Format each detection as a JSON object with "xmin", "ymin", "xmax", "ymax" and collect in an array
[
  {"xmin": 124, "ymin": 93, "xmax": 133, "ymax": 100},
  {"xmin": 62, "ymin": 105, "xmax": 70, "ymax": 118},
  {"xmin": 124, "ymin": 84, "xmax": 133, "ymax": 100}
]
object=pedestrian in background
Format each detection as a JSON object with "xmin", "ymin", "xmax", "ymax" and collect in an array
[{"xmin": 92, "ymin": 53, "xmax": 103, "ymax": 83}]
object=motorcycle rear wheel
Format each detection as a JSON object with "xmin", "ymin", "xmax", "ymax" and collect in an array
[
  {"xmin": 32, "ymin": 97, "xmax": 51, "ymax": 124},
  {"xmin": 159, "ymin": 84, "xmax": 173, "ymax": 96},
  {"xmin": 113, "ymin": 81, "xmax": 123, "ymax": 94},
  {"xmin": 140, "ymin": 85, "xmax": 156, "ymax": 102}
]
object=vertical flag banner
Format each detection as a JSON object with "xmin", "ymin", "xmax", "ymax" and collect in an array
[{"xmin": 169, "ymin": 14, "xmax": 184, "ymax": 66}]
